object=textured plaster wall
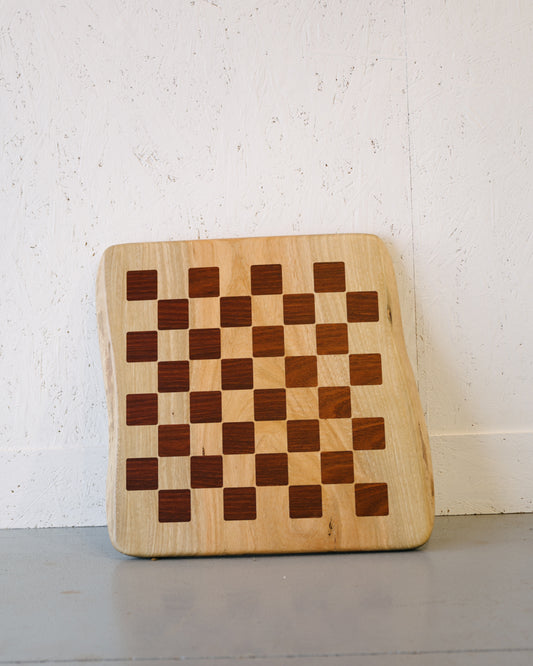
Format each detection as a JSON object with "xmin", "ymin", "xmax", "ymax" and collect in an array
[{"xmin": 1, "ymin": 0, "xmax": 532, "ymax": 527}]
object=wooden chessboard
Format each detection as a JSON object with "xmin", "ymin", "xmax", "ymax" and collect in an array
[{"xmin": 97, "ymin": 234, "xmax": 434, "ymax": 557}]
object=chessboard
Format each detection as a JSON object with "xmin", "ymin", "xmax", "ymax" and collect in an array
[{"xmin": 97, "ymin": 234, "xmax": 434, "ymax": 557}]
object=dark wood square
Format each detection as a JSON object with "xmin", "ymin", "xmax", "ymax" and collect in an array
[
  {"xmin": 221, "ymin": 358, "xmax": 254, "ymax": 390},
  {"xmin": 126, "ymin": 393, "xmax": 158, "ymax": 425},
  {"xmin": 189, "ymin": 391, "xmax": 222, "ymax": 423},
  {"xmin": 318, "ymin": 386, "xmax": 351, "ymax": 419},
  {"xmin": 321, "ymin": 451, "xmax": 354, "ymax": 484},
  {"xmin": 316, "ymin": 323, "xmax": 349, "ymax": 355},
  {"xmin": 255, "ymin": 453, "xmax": 288, "ymax": 486},
  {"xmin": 289, "ymin": 485, "xmax": 322, "ymax": 518},
  {"xmin": 190, "ymin": 455, "xmax": 223, "ymax": 488},
  {"xmin": 352, "ymin": 417, "xmax": 386, "ymax": 450},
  {"xmin": 158, "ymin": 299, "xmax": 189, "ymax": 330},
  {"xmin": 220, "ymin": 296, "xmax": 252, "ymax": 327},
  {"xmin": 287, "ymin": 419, "xmax": 320, "ymax": 452},
  {"xmin": 127, "ymin": 270, "xmax": 157, "ymax": 301},
  {"xmin": 189, "ymin": 328, "xmax": 221, "ymax": 360},
  {"xmin": 188, "ymin": 267, "xmax": 219, "ymax": 298},
  {"xmin": 159, "ymin": 490, "xmax": 191, "ymax": 522},
  {"xmin": 126, "ymin": 457, "xmax": 158, "ymax": 490},
  {"xmin": 250, "ymin": 264, "xmax": 283, "ymax": 295},
  {"xmin": 252, "ymin": 326, "xmax": 284, "ymax": 357},
  {"xmin": 347, "ymin": 291, "xmax": 379, "ymax": 322},
  {"xmin": 223, "ymin": 421, "xmax": 255, "ymax": 454},
  {"xmin": 313, "ymin": 262, "xmax": 345, "ymax": 292},
  {"xmin": 349, "ymin": 354, "xmax": 383, "ymax": 385},
  {"xmin": 254, "ymin": 389, "xmax": 286, "ymax": 421},
  {"xmin": 158, "ymin": 361, "xmax": 189, "ymax": 393},
  {"xmin": 285, "ymin": 356, "xmax": 318, "ymax": 387},
  {"xmin": 355, "ymin": 483, "xmax": 389, "ymax": 516},
  {"xmin": 158, "ymin": 424, "xmax": 190, "ymax": 457},
  {"xmin": 283, "ymin": 293, "xmax": 315, "ymax": 325},
  {"xmin": 126, "ymin": 331, "xmax": 158, "ymax": 363},
  {"xmin": 223, "ymin": 487, "xmax": 257, "ymax": 521}
]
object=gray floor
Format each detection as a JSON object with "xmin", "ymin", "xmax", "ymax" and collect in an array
[{"xmin": 0, "ymin": 515, "xmax": 532, "ymax": 666}]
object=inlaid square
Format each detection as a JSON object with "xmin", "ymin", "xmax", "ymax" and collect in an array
[
  {"xmin": 189, "ymin": 328, "xmax": 221, "ymax": 360},
  {"xmin": 220, "ymin": 296, "xmax": 252, "ymax": 327},
  {"xmin": 158, "ymin": 361, "xmax": 189, "ymax": 393},
  {"xmin": 254, "ymin": 389, "xmax": 286, "ymax": 421},
  {"xmin": 316, "ymin": 323, "xmax": 349, "ymax": 355},
  {"xmin": 158, "ymin": 424, "xmax": 190, "ymax": 457},
  {"xmin": 158, "ymin": 299, "xmax": 189, "ymax": 330},
  {"xmin": 285, "ymin": 356, "xmax": 318, "ymax": 388},
  {"xmin": 321, "ymin": 451, "xmax": 354, "ymax": 484},
  {"xmin": 252, "ymin": 326, "xmax": 284, "ymax": 357},
  {"xmin": 355, "ymin": 483, "xmax": 389, "ymax": 516},
  {"xmin": 159, "ymin": 490, "xmax": 191, "ymax": 522},
  {"xmin": 190, "ymin": 455, "xmax": 223, "ymax": 488},
  {"xmin": 318, "ymin": 386, "xmax": 351, "ymax": 419},
  {"xmin": 256, "ymin": 453, "xmax": 289, "ymax": 486},
  {"xmin": 126, "ymin": 331, "xmax": 158, "ymax": 363},
  {"xmin": 287, "ymin": 419, "xmax": 320, "ymax": 452},
  {"xmin": 251, "ymin": 264, "xmax": 282, "ymax": 295},
  {"xmin": 224, "ymin": 487, "xmax": 257, "ymax": 521},
  {"xmin": 127, "ymin": 270, "xmax": 157, "ymax": 301},
  {"xmin": 313, "ymin": 262, "xmax": 345, "ymax": 292},
  {"xmin": 222, "ymin": 421, "xmax": 255, "ymax": 455},
  {"xmin": 349, "ymin": 354, "xmax": 383, "ymax": 385},
  {"xmin": 126, "ymin": 393, "xmax": 158, "ymax": 426},
  {"xmin": 283, "ymin": 294, "xmax": 315, "ymax": 325},
  {"xmin": 188, "ymin": 267, "xmax": 220, "ymax": 298},
  {"xmin": 189, "ymin": 391, "xmax": 222, "ymax": 423},
  {"xmin": 126, "ymin": 457, "xmax": 158, "ymax": 490},
  {"xmin": 221, "ymin": 358, "xmax": 253, "ymax": 390},
  {"xmin": 352, "ymin": 417, "xmax": 386, "ymax": 450},
  {"xmin": 289, "ymin": 485, "xmax": 322, "ymax": 518},
  {"xmin": 347, "ymin": 291, "xmax": 379, "ymax": 322}
]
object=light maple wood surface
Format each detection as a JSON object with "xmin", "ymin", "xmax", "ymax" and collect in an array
[{"xmin": 97, "ymin": 234, "xmax": 434, "ymax": 556}]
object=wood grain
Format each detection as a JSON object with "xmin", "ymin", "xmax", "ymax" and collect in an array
[{"xmin": 97, "ymin": 233, "xmax": 434, "ymax": 556}]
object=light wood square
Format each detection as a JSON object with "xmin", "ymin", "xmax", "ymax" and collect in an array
[
  {"xmin": 158, "ymin": 392, "xmax": 188, "ymax": 425},
  {"xmin": 188, "ymin": 297, "xmax": 220, "ymax": 329},
  {"xmin": 159, "ymin": 456, "xmax": 190, "ymax": 490},
  {"xmin": 286, "ymin": 387, "xmax": 318, "ymax": 420},
  {"xmin": 253, "ymin": 357, "xmax": 286, "ymax": 389},
  {"xmin": 220, "ymin": 327, "xmax": 253, "ymax": 358},
  {"xmin": 124, "ymin": 362, "xmax": 157, "ymax": 394},
  {"xmin": 223, "ymin": 454, "xmax": 255, "ymax": 487},
  {"xmin": 255, "ymin": 486, "xmax": 288, "ymax": 522},
  {"xmin": 125, "ymin": 300, "xmax": 157, "ymax": 332},
  {"xmin": 283, "ymin": 324, "xmax": 317, "ymax": 356},
  {"xmin": 190, "ymin": 487, "xmax": 224, "ymax": 524},
  {"xmin": 288, "ymin": 452, "xmax": 321, "ymax": 485},
  {"xmin": 221, "ymin": 389, "xmax": 254, "ymax": 422},
  {"xmin": 123, "ymin": 426, "xmax": 158, "ymax": 458},
  {"xmin": 251, "ymin": 294, "xmax": 284, "ymax": 326},
  {"xmin": 254, "ymin": 421, "xmax": 287, "ymax": 453},
  {"xmin": 317, "ymin": 354, "xmax": 350, "ymax": 387},
  {"xmin": 189, "ymin": 359, "xmax": 221, "ymax": 391},
  {"xmin": 189, "ymin": 423, "xmax": 223, "ymax": 456},
  {"xmin": 314, "ymin": 292, "xmax": 347, "ymax": 324},
  {"xmin": 282, "ymin": 262, "xmax": 315, "ymax": 294},
  {"xmin": 319, "ymin": 418, "xmax": 352, "ymax": 451},
  {"xmin": 158, "ymin": 329, "xmax": 188, "ymax": 362}
]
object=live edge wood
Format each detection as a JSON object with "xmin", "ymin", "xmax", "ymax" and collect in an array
[{"xmin": 97, "ymin": 233, "xmax": 434, "ymax": 557}]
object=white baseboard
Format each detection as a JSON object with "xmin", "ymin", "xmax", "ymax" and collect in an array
[
  {"xmin": 1, "ymin": 434, "xmax": 531, "ymax": 528},
  {"xmin": 431, "ymin": 432, "xmax": 533, "ymax": 515}
]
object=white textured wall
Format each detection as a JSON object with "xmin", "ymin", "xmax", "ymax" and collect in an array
[{"xmin": 1, "ymin": 0, "xmax": 532, "ymax": 528}]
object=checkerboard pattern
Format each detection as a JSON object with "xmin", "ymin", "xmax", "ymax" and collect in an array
[{"xmin": 124, "ymin": 262, "xmax": 389, "ymax": 524}]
